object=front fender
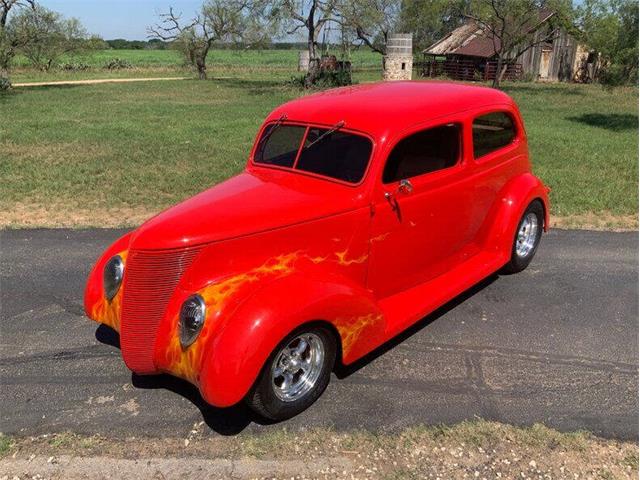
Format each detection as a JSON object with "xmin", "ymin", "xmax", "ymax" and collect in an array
[
  {"xmin": 84, "ymin": 231, "xmax": 133, "ymax": 331},
  {"xmin": 198, "ymin": 272, "xmax": 384, "ymax": 407},
  {"xmin": 480, "ymin": 173, "xmax": 550, "ymax": 260}
]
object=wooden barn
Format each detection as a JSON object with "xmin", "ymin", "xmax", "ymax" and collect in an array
[{"xmin": 422, "ymin": 11, "xmax": 594, "ymax": 83}]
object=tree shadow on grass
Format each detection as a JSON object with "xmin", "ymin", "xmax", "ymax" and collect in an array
[
  {"xmin": 568, "ymin": 113, "xmax": 638, "ymax": 132},
  {"xmin": 501, "ymin": 84, "xmax": 586, "ymax": 96}
]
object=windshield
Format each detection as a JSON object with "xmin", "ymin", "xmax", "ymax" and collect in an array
[{"xmin": 254, "ymin": 123, "xmax": 373, "ymax": 184}]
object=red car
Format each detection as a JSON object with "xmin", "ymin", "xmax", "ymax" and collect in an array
[{"xmin": 85, "ymin": 81, "xmax": 550, "ymax": 420}]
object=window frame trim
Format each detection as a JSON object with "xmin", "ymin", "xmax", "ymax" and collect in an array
[{"xmin": 250, "ymin": 120, "xmax": 376, "ymax": 187}]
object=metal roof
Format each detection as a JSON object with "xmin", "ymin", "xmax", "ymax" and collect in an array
[{"xmin": 424, "ymin": 10, "xmax": 556, "ymax": 59}]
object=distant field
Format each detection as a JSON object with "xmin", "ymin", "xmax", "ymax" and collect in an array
[
  {"xmin": 11, "ymin": 48, "xmax": 383, "ymax": 83},
  {"xmin": 1, "ymin": 70, "xmax": 637, "ymax": 228}
]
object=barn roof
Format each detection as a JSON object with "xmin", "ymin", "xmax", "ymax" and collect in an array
[{"xmin": 424, "ymin": 10, "xmax": 556, "ymax": 58}]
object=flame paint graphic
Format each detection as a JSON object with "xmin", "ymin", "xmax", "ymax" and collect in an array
[
  {"xmin": 334, "ymin": 249, "xmax": 368, "ymax": 266},
  {"xmin": 336, "ymin": 313, "xmax": 382, "ymax": 357},
  {"xmin": 162, "ymin": 252, "xmax": 300, "ymax": 384},
  {"xmin": 90, "ymin": 250, "xmax": 128, "ymax": 332}
]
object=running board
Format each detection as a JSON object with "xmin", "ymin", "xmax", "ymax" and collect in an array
[{"xmin": 378, "ymin": 250, "xmax": 507, "ymax": 339}]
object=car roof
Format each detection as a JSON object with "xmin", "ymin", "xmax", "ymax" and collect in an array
[{"xmin": 267, "ymin": 81, "xmax": 516, "ymax": 139}]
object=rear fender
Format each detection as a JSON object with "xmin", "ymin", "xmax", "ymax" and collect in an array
[
  {"xmin": 480, "ymin": 173, "xmax": 550, "ymax": 260},
  {"xmin": 199, "ymin": 272, "xmax": 384, "ymax": 407}
]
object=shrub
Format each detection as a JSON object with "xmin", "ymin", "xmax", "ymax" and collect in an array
[
  {"xmin": 103, "ymin": 58, "xmax": 133, "ymax": 70},
  {"xmin": 59, "ymin": 62, "xmax": 91, "ymax": 71},
  {"xmin": 0, "ymin": 77, "xmax": 11, "ymax": 91}
]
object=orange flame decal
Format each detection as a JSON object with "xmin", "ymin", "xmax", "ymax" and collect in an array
[
  {"xmin": 162, "ymin": 252, "xmax": 300, "ymax": 384},
  {"xmin": 336, "ymin": 313, "xmax": 382, "ymax": 357},
  {"xmin": 90, "ymin": 251, "xmax": 128, "ymax": 332}
]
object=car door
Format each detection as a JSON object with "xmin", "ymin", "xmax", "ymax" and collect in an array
[{"xmin": 367, "ymin": 118, "xmax": 479, "ymax": 299}]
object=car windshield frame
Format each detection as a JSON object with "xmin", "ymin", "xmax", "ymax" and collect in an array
[{"xmin": 251, "ymin": 120, "xmax": 375, "ymax": 187}]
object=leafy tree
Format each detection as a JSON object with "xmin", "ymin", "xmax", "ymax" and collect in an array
[
  {"xmin": 467, "ymin": 0, "xmax": 573, "ymax": 87},
  {"xmin": 274, "ymin": 0, "xmax": 341, "ymax": 87},
  {"xmin": 149, "ymin": 0, "xmax": 273, "ymax": 80},
  {"xmin": 10, "ymin": 5, "xmax": 88, "ymax": 71},
  {"xmin": 338, "ymin": 0, "xmax": 400, "ymax": 57},
  {"xmin": 577, "ymin": 0, "xmax": 638, "ymax": 85},
  {"xmin": 398, "ymin": 0, "xmax": 469, "ymax": 52},
  {"xmin": 0, "ymin": 0, "xmax": 35, "ymax": 89}
]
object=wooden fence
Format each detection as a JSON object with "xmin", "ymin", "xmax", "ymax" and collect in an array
[{"xmin": 418, "ymin": 59, "xmax": 523, "ymax": 82}]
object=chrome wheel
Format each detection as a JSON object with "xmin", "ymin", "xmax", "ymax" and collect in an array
[
  {"xmin": 271, "ymin": 332, "xmax": 325, "ymax": 402},
  {"xmin": 515, "ymin": 212, "xmax": 539, "ymax": 258}
]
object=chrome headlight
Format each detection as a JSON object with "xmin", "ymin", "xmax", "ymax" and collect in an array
[
  {"xmin": 179, "ymin": 294, "xmax": 206, "ymax": 348},
  {"xmin": 103, "ymin": 255, "xmax": 124, "ymax": 301}
]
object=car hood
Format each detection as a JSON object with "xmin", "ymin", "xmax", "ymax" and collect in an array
[{"xmin": 129, "ymin": 169, "xmax": 368, "ymax": 250}]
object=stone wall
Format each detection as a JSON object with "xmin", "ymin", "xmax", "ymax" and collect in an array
[{"xmin": 383, "ymin": 55, "xmax": 413, "ymax": 81}]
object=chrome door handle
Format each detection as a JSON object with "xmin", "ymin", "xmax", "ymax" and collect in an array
[{"xmin": 398, "ymin": 179, "xmax": 413, "ymax": 195}]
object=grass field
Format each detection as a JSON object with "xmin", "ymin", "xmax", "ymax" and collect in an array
[
  {"xmin": 1, "ymin": 50, "xmax": 638, "ymax": 229},
  {"xmin": 10, "ymin": 48, "xmax": 383, "ymax": 83}
]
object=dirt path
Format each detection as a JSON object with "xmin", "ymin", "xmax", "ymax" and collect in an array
[
  {"xmin": 1, "ymin": 424, "xmax": 637, "ymax": 480},
  {"xmin": 12, "ymin": 77, "xmax": 191, "ymax": 87}
]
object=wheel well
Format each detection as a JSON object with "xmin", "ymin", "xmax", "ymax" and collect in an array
[
  {"xmin": 297, "ymin": 319, "xmax": 344, "ymax": 369},
  {"xmin": 530, "ymin": 197, "xmax": 546, "ymax": 229}
]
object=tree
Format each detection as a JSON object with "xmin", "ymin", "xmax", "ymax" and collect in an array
[
  {"xmin": 10, "ymin": 5, "xmax": 88, "ymax": 71},
  {"xmin": 398, "ymin": 0, "xmax": 469, "ymax": 52},
  {"xmin": 0, "ymin": 0, "xmax": 35, "ymax": 88},
  {"xmin": 577, "ymin": 0, "xmax": 638, "ymax": 85},
  {"xmin": 275, "ymin": 0, "xmax": 341, "ymax": 87},
  {"xmin": 467, "ymin": 0, "xmax": 572, "ymax": 87},
  {"xmin": 149, "ymin": 0, "xmax": 272, "ymax": 80},
  {"xmin": 338, "ymin": 0, "xmax": 400, "ymax": 58}
]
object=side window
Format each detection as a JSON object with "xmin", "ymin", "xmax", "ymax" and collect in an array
[
  {"xmin": 255, "ymin": 124, "xmax": 306, "ymax": 167},
  {"xmin": 383, "ymin": 123, "xmax": 461, "ymax": 184},
  {"xmin": 472, "ymin": 112, "xmax": 517, "ymax": 158}
]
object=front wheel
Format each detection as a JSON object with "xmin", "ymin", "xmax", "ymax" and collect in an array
[
  {"xmin": 502, "ymin": 200, "xmax": 544, "ymax": 274},
  {"xmin": 246, "ymin": 325, "xmax": 336, "ymax": 421}
]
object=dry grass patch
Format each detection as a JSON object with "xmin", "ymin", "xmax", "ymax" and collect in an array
[{"xmin": 1, "ymin": 421, "xmax": 637, "ymax": 479}]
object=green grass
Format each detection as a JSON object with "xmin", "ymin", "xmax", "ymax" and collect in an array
[
  {"xmin": 0, "ymin": 434, "xmax": 14, "ymax": 456},
  {"xmin": 0, "ymin": 77, "xmax": 637, "ymax": 227},
  {"xmin": 10, "ymin": 48, "xmax": 383, "ymax": 83}
]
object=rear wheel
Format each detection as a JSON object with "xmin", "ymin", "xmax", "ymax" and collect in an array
[
  {"xmin": 246, "ymin": 325, "xmax": 336, "ymax": 421},
  {"xmin": 502, "ymin": 200, "xmax": 544, "ymax": 274}
]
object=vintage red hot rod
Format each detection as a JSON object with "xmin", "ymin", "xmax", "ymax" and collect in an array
[{"xmin": 85, "ymin": 81, "xmax": 550, "ymax": 420}]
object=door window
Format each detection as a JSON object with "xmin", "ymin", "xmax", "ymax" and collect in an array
[
  {"xmin": 472, "ymin": 112, "xmax": 517, "ymax": 158},
  {"xmin": 383, "ymin": 123, "xmax": 461, "ymax": 184}
]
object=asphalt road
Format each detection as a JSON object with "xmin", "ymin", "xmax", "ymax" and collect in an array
[{"xmin": 1, "ymin": 228, "xmax": 637, "ymax": 440}]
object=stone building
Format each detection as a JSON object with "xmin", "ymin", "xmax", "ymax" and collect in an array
[{"xmin": 384, "ymin": 33, "xmax": 413, "ymax": 81}]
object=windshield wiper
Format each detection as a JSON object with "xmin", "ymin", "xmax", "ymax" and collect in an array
[
  {"xmin": 257, "ymin": 113, "xmax": 287, "ymax": 153},
  {"xmin": 304, "ymin": 120, "xmax": 345, "ymax": 150}
]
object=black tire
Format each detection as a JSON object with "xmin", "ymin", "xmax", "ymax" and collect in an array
[
  {"xmin": 246, "ymin": 325, "xmax": 336, "ymax": 421},
  {"xmin": 502, "ymin": 200, "xmax": 544, "ymax": 274}
]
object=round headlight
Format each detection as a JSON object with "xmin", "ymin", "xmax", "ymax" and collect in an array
[
  {"xmin": 179, "ymin": 294, "xmax": 206, "ymax": 348},
  {"xmin": 103, "ymin": 255, "xmax": 124, "ymax": 301}
]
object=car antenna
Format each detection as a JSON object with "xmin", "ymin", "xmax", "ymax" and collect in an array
[{"xmin": 304, "ymin": 120, "xmax": 346, "ymax": 149}]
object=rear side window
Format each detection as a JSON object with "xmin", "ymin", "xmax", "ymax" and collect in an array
[
  {"xmin": 255, "ymin": 124, "xmax": 306, "ymax": 167},
  {"xmin": 383, "ymin": 123, "xmax": 461, "ymax": 184},
  {"xmin": 472, "ymin": 112, "xmax": 517, "ymax": 158},
  {"xmin": 296, "ymin": 128, "xmax": 372, "ymax": 183}
]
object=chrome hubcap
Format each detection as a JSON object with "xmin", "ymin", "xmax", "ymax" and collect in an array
[
  {"xmin": 516, "ymin": 212, "xmax": 539, "ymax": 258},
  {"xmin": 271, "ymin": 333, "xmax": 324, "ymax": 402}
]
